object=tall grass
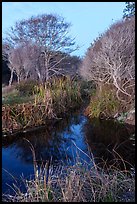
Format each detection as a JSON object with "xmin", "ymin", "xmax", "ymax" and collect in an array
[
  {"xmin": 2, "ymin": 140, "xmax": 135, "ymax": 202},
  {"xmin": 85, "ymin": 84, "xmax": 122, "ymax": 118},
  {"xmin": 2, "ymin": 77, "xmax": 83, "ymax": 133},
  {"xmin": 47, "ymin": 76, "xmax": 82, "ymax": 112}
]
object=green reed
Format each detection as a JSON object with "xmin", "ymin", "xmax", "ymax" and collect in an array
[{"xmin": 2, "ymin": 77, "xmax": 83, "ymax": 133}]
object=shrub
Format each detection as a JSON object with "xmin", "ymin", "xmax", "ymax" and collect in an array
[
  {"xmin": 46, "ymin": 76, "xmax": 82, "ymax": 112},
  {"xmin": 16, "ymin": 80, "xmax": 38, "ymax": 96},
  {"xmin": 79, "ymin": 80, "xmax": 95, "ymax": 98},
  {"xmin": 85, "ymin": 84, "xmax": 122, "ymax": 118}
]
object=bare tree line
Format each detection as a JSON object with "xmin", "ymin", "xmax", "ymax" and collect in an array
[
  {"xmin": 79, "ymin": 16, "xmax": 135, "ymax": 103},
  {"xmin": 2, "ymin": 14, "xmax": 80, "ymax": 85}
]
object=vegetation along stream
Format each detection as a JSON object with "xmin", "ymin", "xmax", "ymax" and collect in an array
[
  {"xmin": 2, "ymin": 3, "xmax": 135, "ymax": 202},
  {"xmin": 2, "ymin": 109, "xmax": 135, "ymax": 196}
]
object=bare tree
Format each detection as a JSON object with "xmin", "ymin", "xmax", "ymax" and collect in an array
[
  {"xmin": 2, "ymin": 43, "xmax": 12, "ymax": 85},
  {"xmin": 2, "ymin": 43, "xmax": 15, "ymax": 85},
  {"xmin": 4, "ymin": 14, "xmax": 78, "ymax": 83},
  {"xmin": 17, "ymin": 43, "xmax": 42, "ymax": 82},
  {"xmin": 79, "ymin": 17, "xmax": 135, "ymax": 103},
  {"xmin": 9, "ymin": 46, "xmax": 25, "ymax": 84}
]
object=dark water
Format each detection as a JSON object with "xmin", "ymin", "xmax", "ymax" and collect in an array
[{"xmin": 2, "ymin": 112, "xmax": 135, "ymax": 194}]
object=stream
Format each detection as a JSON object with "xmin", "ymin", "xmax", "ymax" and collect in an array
[{"xmin": 2, "ymin": 111, "xmax": 135, "ymax": 195}]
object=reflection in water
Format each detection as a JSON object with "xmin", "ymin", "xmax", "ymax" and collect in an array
[
  {"xmin": 2, "ymin": 112, "xmax": 89, "ymax": 194},
  {"xmin": 2, "ymin": 112, "xmax": 135, "ymax": 195},
  {"xmin": 83, "ymin": 118, "xmax": 135, "ymax": 170},
  {"xmin": 3, "ymin": 113, "xmax": 88, "ymax": 165}
]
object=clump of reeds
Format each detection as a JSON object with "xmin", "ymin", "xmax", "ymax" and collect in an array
[
  {"xmin": 2, "ymin": 77, "xmax": 83, "ymax": 133},
  {"xmin": 47, "ymin": 76, "xmax": 82, "ymax": 112},
  {"xmin": 2, "ymin": 102, "xmax": 55, "ymax": 133},
  {"xmin": 2, "ymin": 140, "xmax": 135, "ymax": 202},
  {"xmin": 85, "ymin": 84, "xmax": 122, "ymax": 119}
]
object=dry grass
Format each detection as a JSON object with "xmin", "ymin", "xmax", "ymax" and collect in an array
[
  {"xmin": 3, "ymin": 161, "xmax": 135, "ymax": 202},
  {"xmin": 2, "ymin": 84, "xmax": 18, "ymax": 97},
  {"xmin": 2, "ymin": 140, "xmax": 135, "ymax": 202},
  {"xmin": 2, "ymin": 77, "xmax": 83, "ymax": 133}
]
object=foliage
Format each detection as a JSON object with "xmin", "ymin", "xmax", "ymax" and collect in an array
[
  {"xmin": 16, "ymin": 80, "xmax": 38, "ymax": 96},
  {"xmin": 79, "ymin": 80, "xmax": 95, "ymax": 98},
  {"xmin": 2, "ymin": 85, "xmax": 30, "ymax": 105},
  {"xmin": 33, "ymin": 76, "xmax": 82, "ymax": 115},
  {"xmin": 123, "ymin": 2, "xmax": 135, "ymax": 18},
  {"xmin": 2, "ymin": 84, "xmax": 17, "ymax": 96},
  {"xmin": 2, "ymin": 77, "xmax": 83, "ymax": 133},
  {"xmin": 85, "ymin": 84, "xmax": 122, "ymax": 118}
]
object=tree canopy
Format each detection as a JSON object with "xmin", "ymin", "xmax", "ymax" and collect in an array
[{"xmin": 123, "ymin": 2, "xmax": 135, "ymax": 18}]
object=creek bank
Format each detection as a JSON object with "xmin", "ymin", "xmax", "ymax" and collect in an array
[
  {"xmin": 89, "ymin": 108, "xmax": 135, "ymax": 126},
  {"xmin": 117, "ymin": 108, "xmax": 135, "ymax": 125},
  {"xmin": 2, "ymin": 107, "xmax": 135, "ymax": 201}
]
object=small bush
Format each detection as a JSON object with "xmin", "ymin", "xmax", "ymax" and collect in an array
[
  {"xmin": 85, "ymin": 84, "xmax": 122, "ymax": 118},
  {"xmin": 80, "ymin": 80, "xmax": 95, "ymax": 98},
  {"xmin": 46, "ymin": 76, "xmax": 82, "ymax": 112},
  {"xmin": 16, "ymin": 80, "xmax": 38, "ymax": 96}
]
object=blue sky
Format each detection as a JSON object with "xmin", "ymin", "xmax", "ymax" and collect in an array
[{"xmin": 2, "ymin": 2, "xmax": 125, "ymax": 57}]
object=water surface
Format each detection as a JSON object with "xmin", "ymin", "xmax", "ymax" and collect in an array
[{"xmin": 2, "ymin": 112, "xmax": 135, "ymax": 194}]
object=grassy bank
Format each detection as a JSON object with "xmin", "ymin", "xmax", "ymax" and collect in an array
[
  {"xmin": 2, "ymin": 77, "xmax": 93, "ymax": 134},
  {"xmin": 2, "ymin": 153, "xmax": 135, "ymax": 202},
  {"xmin": 2, "ymin": 79, "xmax": 135, "ymax": 133},
  {"xmin": 84, "ymin": 84, "xmax": 134, "ymax": 121}
]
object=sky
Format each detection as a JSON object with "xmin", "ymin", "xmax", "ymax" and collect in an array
[{"xmin": 2, "ymin": 2, "xmax": 126, "ymax": 57}]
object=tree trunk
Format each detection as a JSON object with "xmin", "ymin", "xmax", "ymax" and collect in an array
[
  {"xmin": 17, "ymin": 75, "xmax": 20, "ymax": 84},
  {"xmin": 9, "ymin": 70, "xmax": 14, "ymax": 86},
  {"xmin": 45, "ymin": 67, "xmax": 49, "ymax": 81},
  {"xmin": 44, "ymin": 52, "xmax": 49, "ymax": 81}
]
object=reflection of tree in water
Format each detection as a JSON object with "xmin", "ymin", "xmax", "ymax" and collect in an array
[
  {"xmin": 3, "ymin": 112, "xmax": 84, "ymax": 166},
  {"xmin": 4, "ymin": 110, "xmax": 134, "ymax": 171},
  {"xmin": 83, "ymin": 118, "xmax": 135, "ymax": 170}
]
